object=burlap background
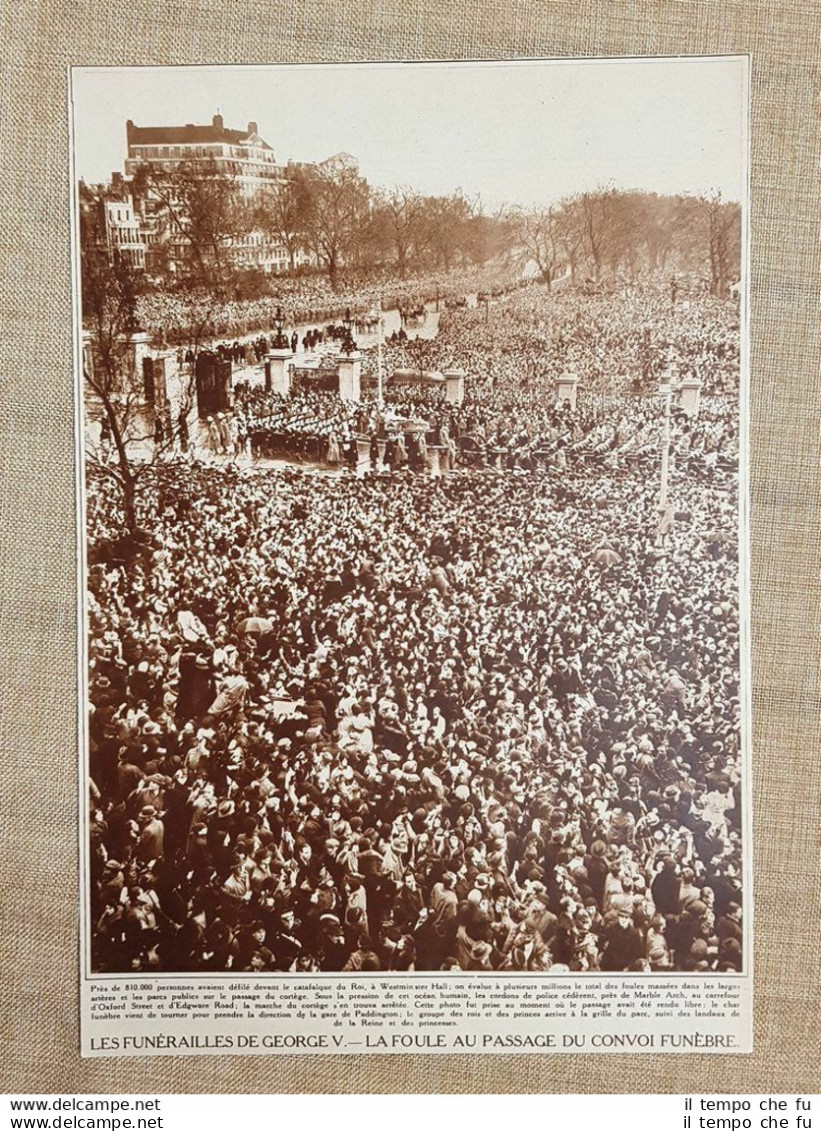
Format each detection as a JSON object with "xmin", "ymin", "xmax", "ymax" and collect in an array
[{"xmin": 1, "ymin": 0, "xmax": 818, "ymax": 1095}]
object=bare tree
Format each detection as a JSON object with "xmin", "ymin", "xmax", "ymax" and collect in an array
[
  {"xmin": 578, "ymin": 189, "xmax": 618, "ymax": 281},
  {"xmin": 638, "ymin": 193, "xmax": 678, "ymax": 272},
  {"xmin": 138, "ymin": 158, "xmax": 251, "ymax": 295},
  {"xmin": 417, "ymin": 191, "xmax": 473, "ymax": 271},
  {"xmin": 601, "ymin": 191, "xmax": 644, "ymax": 280},
  {"xmin": 255, "ymin": 176, "xmax": 311, "ymax": 273},
  {"xmin": 513, "ymin": 205, "xmax": 562, "ymax": 284},
  {"xmin": 371, "ymin": 186, "xmax": 426, "ymax": 278},
  {"xmin": 296, "ymin": 160, "xmax": 370, "ymax": 288},
  {"xmin": 131, "ymin": 159, "xmax": 256, "ymax": 396},
  {"xmin": 81, "ymin": 168, "xmax": 243, "ymax": 533},
  {"xmin": 706, "ymin": 192, "xmax": 741, "ymax": 297},
  {"xmin": 80, "ymin": 192, "xmax": 155, "ymax": 534},
  {"xmin": 554, "ymin": 197, "xmax": 586, "ymax": 283},
  {"xmin": 464, "ymin": 204, "xmax": 517, "ymax": 268}
]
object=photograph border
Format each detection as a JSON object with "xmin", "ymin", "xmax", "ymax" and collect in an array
[{"xmin": 71, "ymin": 53, "xmax": 753, "ymax": 990}]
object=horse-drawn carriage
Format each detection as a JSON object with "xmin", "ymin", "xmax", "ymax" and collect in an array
[{"xmin": 458, "ymin": 432, "xmax": 487, "ymax": 467}]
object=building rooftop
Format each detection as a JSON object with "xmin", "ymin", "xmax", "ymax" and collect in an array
[{"xmin": 126, "ymin": 115, "xmax": 272, "ymax": 151}]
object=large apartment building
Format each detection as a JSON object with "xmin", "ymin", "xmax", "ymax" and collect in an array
[
  {"xmin": 93, "ymin": 115, "xmax": 358, "ymax": 276},
  {"xmin": 124, "ymin": 114, "xmax": 286, "ymax": 197}
]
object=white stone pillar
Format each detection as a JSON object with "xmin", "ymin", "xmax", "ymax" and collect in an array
[
  {"xmin": 443, "ymin": 366, "xmax": 466, "ymax": 406},
  {"xmin": 266, "ymin": 348, "xmax": 293, "ymax": 396},
  {"xmin": 678, "ymin": 377, "xmax": 703, "ymax": 417},
  {"xmin": 337, "ymin": 351, "xmax": 362, "ymax": 402},
  {"xmin": 355, "ymin": 435, "xmax": 371, "ymax": 471},
  {"xmin": 427, "ymin": 444, "xmax": 444, "ymax": 478},
  {"xmin": 555, "ymin": 371, "xmax": 579, "ymax": 410},
  {"xmin": 151, "ymin": 350, "xmax": 176, "ymax": 409},
  {"xmin": 121, "ymin": 331, "xmax": 153, "ymax": 391}
]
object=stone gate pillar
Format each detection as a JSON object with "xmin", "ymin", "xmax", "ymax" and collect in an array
[
  {"xmin": 555, "ymin": 371, "xmax": 579, "ymax": 410},
  {"xmin": 121, "ymin": 331, "xmax": 153, "ymax": 392},
  {"xmin": 678, "ymin": 377, "xmax": 703, "ymax": 417},
  {"xmin": 426, "ymin": 444, "xmax": 446, "ymax": 477},
  {"xmin": 265, "ymin": 347, "xmax": 293, "ymax": 396},
  {"xmin": 338, "ymin": 351, "xmax": 362, "ymax": 401},
  {"xmin": 443, "ymin": 367, "xmax": 466, "ymax": 406}
]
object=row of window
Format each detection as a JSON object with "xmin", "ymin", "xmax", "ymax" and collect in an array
[
  {"xmin": 130, "ymin": 144, "xmax": 278, "ymax": 163},
  {"xmin": 106, "ymin": 207, "xmax": 133, "ymax": 223},
  {"xmin": 107, "ymin": 227, "xmax": 142, "ymax": 245}
]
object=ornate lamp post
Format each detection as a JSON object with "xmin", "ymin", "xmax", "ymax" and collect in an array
[
  {"xmin": 341, "ymin": 307, "xmax": 356, "ymax": 356},
  {"xmin": 265, "ymin": 304, "xmax": 293, "ymax": 397},
  {"xmin": 376, "ymin": 298, "xmax": 384, "ymax": 406},
  {"xmin": 337, "ymin": 307, "xmax": 361, "ymax": 402},
  {"xmin": 272, "ymin": 304, "xmax": 289, "ymax": 350},
  {"xmin": 658, "ymin": 365, "xmax": 678, "ymax": 510}
]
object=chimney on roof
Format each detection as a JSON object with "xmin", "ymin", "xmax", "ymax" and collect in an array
[
  {"xmin": 213, "ymin": 113, "xmax": 224, "ymax": 130},
  {"xmin": 247, "ymin": 121, "xmax": 258, "ymax": 135}
]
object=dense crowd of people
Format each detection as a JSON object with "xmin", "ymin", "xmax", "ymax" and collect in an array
[
  {"xmin": 184, "ymin": 280, "xmax": 738, "ymax": 480},
  {"xmin": 362, "ymin": 278, "xmax": 740, "ymax": 400},
  {"xmin": 237, "ymin": 388, "xmax": 360, "ymax": 465},
  {"xmin": 136, "ymin": 263, "xmax": 525, "ymax": 347},
  {"xmin": 86, "ymin": 277, "xmax": 743, "ymax": 976},
  {"xmin": 221, "ymin": 379, "xmax": 735, "ymax": 480}
]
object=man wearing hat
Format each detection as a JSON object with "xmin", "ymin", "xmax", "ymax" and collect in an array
[
  {"xmin": 236, "ymin": 921, "xmax": 275, "ymax": 970},
  {"xmin": 176, "ymin": 650, "xmax": 215, "ymax": 723},
  {"xmin": 221, "ymin": 852, "xmax": 253, "ymax": 910},
  {"xmin": 136, "ymin": 805, "xmax": 164, "ymax": 863},
  {"xmin": 98, "ymin": 859, "xmax": 125, "ymax": 907},
  {"xmin": 716, "ymin": 900, "xmax": 742, "ymax": 945},
  {"xmin": 650, "ymin": 855, "xmax": 681, "ymax": 916},
  {"xmin": 584, "ymin": 840, "xmax": 610, "ymax": 909},
  {"xmin": 429, "ymin": 866, "xmax": 456, "ymax": 909},
  {"xmin": 599, "ymin": 910, "xmax": 644, "ymax": 971},
  {"xmin": 316, "ymin": 914, "xmax": 350, "ymax": 971},
  {"xmin": 208, "ymin": 799, "xmax": 238, "ymax": 875}
]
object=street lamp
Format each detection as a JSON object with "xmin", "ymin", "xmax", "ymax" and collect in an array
[
  {"xmin": 657, "ymin": 368, "xmax": 677, "ymax": 510},
  {"xmin": 272, "ymin": 303, "xmax": 288, "ymax": 350},
  {"xmin": 341, "ymin": 307, "xmax": 356, "ymax": 356},
  {"xmin": 376, "ymin": 298, "xmax": 384, "ymax": 406}
]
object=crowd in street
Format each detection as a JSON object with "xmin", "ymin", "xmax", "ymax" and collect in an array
[
  {"xmin": 136, "ymin": 263, "xmax": 524, "ymax": 347},
  {"xmin": 220, "ymin": 381, "xmax": 734, "ymax": 480},
  {"xmin": 364, "ymin": 278, "xmax": 740, "ymax": 400},
  {"xmin": 237, "ymin": 388, "xmax": 360, "ymax": 465},
  {"xmin": 86, "ymin": 277, "xmax": 743, "ymax": 976},
  {"xmin": 185, "ymin": 281, "xmax": 738, "ymax": 479}
]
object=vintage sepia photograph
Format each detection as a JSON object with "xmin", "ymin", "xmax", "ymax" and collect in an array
[{"xmin": 75, "ymin": 59, "xmax": 748, "ymax": 981}]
